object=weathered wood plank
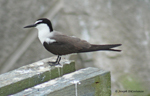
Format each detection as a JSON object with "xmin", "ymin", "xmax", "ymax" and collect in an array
[
  {"xmin": 12, "ymin": 67, "xmax": 111, "ymax": 96},
  {"xmin": 0, "ymin": 57, "xmax": 75, "ymax": 96}
]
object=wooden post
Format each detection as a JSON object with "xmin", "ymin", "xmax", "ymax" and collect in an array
[
  {"xmin": 12, "ymin": 67, "xmax": 111, "ymax": 96},
  {"xmin": 0, "ymin": 57, "xmax": 75, "ymax": 96}
]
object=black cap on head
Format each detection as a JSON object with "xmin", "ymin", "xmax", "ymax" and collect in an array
[{"xmin": 24, "ymin": 18, "xmax": 53, "ymax": 32}]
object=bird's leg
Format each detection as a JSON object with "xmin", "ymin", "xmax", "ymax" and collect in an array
[
  {"xmin": 56, "ymin": 56, "xmax": 61, "ymax": 64},
  {"xmin": 55, "ymin": 55, "xmax": 60, "ymax": 63},
  {"xmin": 48, "ymin": 55, "xmax": 61, "ymax": 66}
]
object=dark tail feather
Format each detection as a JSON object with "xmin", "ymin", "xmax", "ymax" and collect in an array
[{"xmin": 79, "ymin": 44, "xmax": 122, "ymax": 53}]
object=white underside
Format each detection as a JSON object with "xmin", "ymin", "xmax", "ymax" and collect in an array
[{"xmin": 36, "ymin": 24, "xmax": 56, "ymax": 44}]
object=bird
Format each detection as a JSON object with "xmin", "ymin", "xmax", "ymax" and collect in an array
[{"xmin": 24, "ymin": 18, "xmax": 121, "ymax": 66}]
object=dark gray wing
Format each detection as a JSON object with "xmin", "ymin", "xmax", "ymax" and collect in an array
[{"xmin": 43, "ymin": 32, "xmax": 91, "ymax": 55}]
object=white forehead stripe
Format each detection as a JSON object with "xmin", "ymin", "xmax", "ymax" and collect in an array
[{"xmin": 35, "ymin": 20, "xmax": 43, "ymax": 24}]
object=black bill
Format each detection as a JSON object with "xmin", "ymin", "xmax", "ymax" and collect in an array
[{"xmin": 24, "ymin": 24, "xmax": 36, "ymax": 28}]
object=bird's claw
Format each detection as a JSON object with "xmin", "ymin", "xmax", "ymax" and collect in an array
[{"xmin": 48, "ymin": 61, "xmax": 61, "ymax": 66}]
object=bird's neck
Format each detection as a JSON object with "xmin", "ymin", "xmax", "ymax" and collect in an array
[
  {"xmin": 36, "ymin": 24, "xmax": 54, "ymax": 44},
  {"xmin": 38, "ymin": 30, "xmax": 55, "ymax": 44}
]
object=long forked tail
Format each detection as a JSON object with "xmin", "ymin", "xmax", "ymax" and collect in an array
[{"xmin": 79, "ymin": 44, "xmax": 122, "ymax": 53}]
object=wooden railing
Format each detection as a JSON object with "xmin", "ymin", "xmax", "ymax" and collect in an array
[{"xmin": 0, "ymin": 57, "xmax": 111, "ymax": 96}]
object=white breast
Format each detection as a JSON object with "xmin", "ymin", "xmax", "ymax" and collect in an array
[
  {"xmin": 45, "ymin": 38, "xmax": 56, "ymax": 44},
  {"xmin": 36, "ymin": 23, "xmax": 56, "ymax": 44}
]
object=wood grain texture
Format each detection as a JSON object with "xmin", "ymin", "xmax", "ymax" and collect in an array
[
  {"xmin": 12, "ymin": 67, "xmax": 111, "ymax": 96},
  {"xmin": 0, "ymin": 57, "xmax": 75, "ymax": 96}
]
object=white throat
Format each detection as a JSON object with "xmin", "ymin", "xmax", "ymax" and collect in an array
[{"xmin": 36, "ymin": 24, "xmax": 55, "ymax": 44}]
